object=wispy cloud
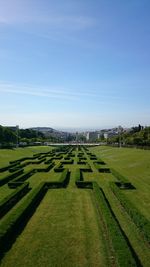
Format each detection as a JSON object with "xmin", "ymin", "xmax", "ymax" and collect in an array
[
  {"xmin": 0, "ymin": 81, "xmax": 122, "ymax": 102},
  {"xmin": 0, "ymin": 82, "xmax": 77, "ymax": 101},
  {"xmin": 0, "ymin": 1, "xmax": 94, "ymax": 31}
]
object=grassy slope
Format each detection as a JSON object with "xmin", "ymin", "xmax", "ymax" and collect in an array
[
  {"xmin": 85, "ymin": 146, "xmax": 150, "ymax": 267},
  {"xmin": 89, "ymin": 146, "xmax": 150, "ymax": 220},
  {"xmin": 0, "ymin": 189, "xmax": 107, "ymax": 267},
  {"xmin": 1, "ymin": 146, "xmax": 150, "ymax": 266}
]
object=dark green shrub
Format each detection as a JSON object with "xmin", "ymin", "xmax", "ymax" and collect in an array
[
  {"xmin": 75, "ymin": 169, "xmax": 82, "ymax": 182},
  {"xmin": 75, "ymin": 169, "xmax": 93, "ymax": 188},
  {"xmin": 0, "ymin": 182, "xmax": 46, "ymax": 257},
  {"xmin": 94, "ymin": 160, "xmax": 106, "ymax": 165},
  {"xmin": 111, "ymin": 168, "xmax": 129, "ymax": 183},
  {"xmin": 59, "ymin": 169, "xmax": 70, "ymax": 187},
  {"xmin": 0, "ymin": 183, "xmax": 29, "ymax": 218},
  {"xmin": 44, "ymin": 158, "xmax": 53, "ymax": 164},
  {"xmin": 80, "ymin": 168, "xmax": 92, "ymax": 172},
  {"xmin": 115, "ymin": 182, "xmax": 136, "ymax": 190},
  {"xmin": 0, "ymin": 165, "xmax": 12, "ymax": 172},
  {"xmin": 77, "ymin": 161, "xmax": 86, "ymax": 165},
  {"xmin": 93, "ymin": 182, "xmax": 139, "ymax": 266},
  {"xmin": 110, "ymin": 182, "xmax": 150, "ymax": 243},
  {"xmin": 99, "ymin": 168, "xmax": 110, "ymax": 173},
  {"xmin": 54, "ymin": 168, "xmax": 64, "ymax": 172},
  {"xmin": 76, "ymin": 181, "xmax": 93, "ymax": 188},
  {"xmin": 35, "ymin": 162, "xmax": 54, "ymax": 172},
  {"xmin": 0, "ymin": 169, "xmax": 24, "ymax": 186},
  {"xmin": 45, "ymin": 168, "xmax": 70, "ymax": 188},
  {"xmin": 93, "ymin": 162, "xmax": 109, "ymax": 172},
  {"xmin": 8, "ymin": 170, "xmax": 36, "ymax": 185},
  {"xmin": 61, "ymin": 160, "xmax": 74, "ymax": 164},
  {"xmin": 9, "ymin": 165, "xmax": 23, "ymax": 173}
]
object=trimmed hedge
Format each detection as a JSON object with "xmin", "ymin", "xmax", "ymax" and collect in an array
[
  {"xmin": 0, "ymin": 169, "xmax": 24, "ymax": 186},
  {"xmin": 59, "ymin": 169, "xmax": 70, "ymax": 186},
  {"xmin": 31, "ymin": 158, "xmax": 46, "ymax": 164},
  {"xmin": 8, "ymin": 182, "xmax": 25, "ymax": 189},
  {"xmin": 0, "ymin": 165, "xmax": 10, "ymax": 173},
  {"xmin": 45, "ymin": 169, "xmax": 70, "ymax": 188},
  {"xmin": 0, "ymin": 161, "xmax": 20, "ymax": 173},
  {"xmin": 75, "ymin": 169, "xmax": 93, "ymax": 189},
  {"xmin": 90, "ymin": 156, "xmax": 97, "ymax": 160},
  {"xmin": 44, "ymin": 158, "xmax": 53, "ymax": 164},
  {"xmin": 54, "ymin": 167, "xmax": 64, "ymax": 172},
  {"xmin": 93, "ymin": 162, "xmax": 110, "ymax": 172},
  {"xmin": 80, "ymin": 168, "xmax": 92, "ymax": 173},
  {"xmin": 9, "ymin": 165, "xmax": 23, "ymax": 173},
  {"xmin": 94, "ymin": 160, "xmax": 106, "ymax": 165},
  {"xmin": 77, "ymin": 161, "xmax": 86, "ymax": 165},
  {"xmin": 78, "ymin": 153, "xmax": 84, "ymax": 157},
  {"xmin": 0, "ymin": 183, "xmax": 29, "ymax": 218},
  {"xmin": 52, "ymin": 155, "xmax": 63, "ymax": 160},
  {"xmin": 77, "ymin": 157, "xmax": 86, "ymax": 160},
  {"xmin": 111, "ymin": 168, "xmax": 129, "ymax": 183},
  {"xmin": 20, "ymin": 161, "xmax": 33, "ymax": 168},
  {"xmin": 35, "ymin": 162, "xmax": 54, "ymax": 173},
  {"xmin": 64, "ymin": 157, "xmax": 71, "ymax": 160},
  {"xmin": 0, "ymin": 182, "xmax": 46, "ymax": 258},
  {"xmin": 99, "ymin": 168, "xmax": 110, "ymax": 173},
  {"xmin": 110, "ymin": 182, "xmax": 150, "ymax": 244},
  {"xmin": 9, "ymin": 156, "xmax": 38, "ymax": 164},
  {"xmin": 61, "ymin": 160, "xmax": 74, "ymax": 164},
  {"xmin": 76, "ymin": 181, "xmax": 93, "ymax": 189},
  {"xmin": 75, "ymin": 169, "xmax": 82, "ymax": 182},
  {"xmin": 93, "ymin": 182, "xmax": 140, "ymax": 267},
  {"xmin": 115, "ymin": 182, "xmax": 136, "ymax": 190},
  {"xmin": 67, "ymin": 153, "xmax": 75, "ymax": 157},
  {"xmin": 8, "ymin": 170, "xmax": 36, "ymax": 187}
]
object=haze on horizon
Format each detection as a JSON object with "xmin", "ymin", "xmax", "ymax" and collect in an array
[{"xmin": 0, "ymin": 0, "xmax": 150, "ymax": 130}]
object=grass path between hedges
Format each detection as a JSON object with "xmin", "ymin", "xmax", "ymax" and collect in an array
[
  {"xmin": 1, "ymin": 145, "xmax": 150, "ymax": 266},
  {"xmin": 0, "ymin": 189, "xmax": 108, "ymax": 267}
]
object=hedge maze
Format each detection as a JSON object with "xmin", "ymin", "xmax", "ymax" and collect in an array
[{"xmin": 0, "ymin": 145, "xmax": 149, "ymax": 266}]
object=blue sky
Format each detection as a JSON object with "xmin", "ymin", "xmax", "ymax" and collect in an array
[{"xmin": 0, "ymin": 0, "xmax": 150, "ymax": 131}]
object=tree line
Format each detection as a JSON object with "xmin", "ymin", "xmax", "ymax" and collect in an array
[
  {"xmin": 106, "ymin": 125, "xmax": 150, "ymax": 147},
  {"xmin": 0, "ymin": 126, "xmax": 59, "ymax": 147}
]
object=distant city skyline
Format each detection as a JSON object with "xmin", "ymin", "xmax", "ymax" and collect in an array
[{"xmin": 0, "ymin": 1, "xmax": 150, "ymax": 128}]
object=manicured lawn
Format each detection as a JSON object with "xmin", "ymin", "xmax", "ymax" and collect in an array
[
  {"xmin": 0, "ymin": 189, "xmax": 107, "ymax": 267},
  {"xmin": 0, "ymin": 184, "xmax": 15, "ymax": 201},
  {"xmin": 0, "ymin": 145, "xmax": 150, "ymax": 267},
  {"xmin": 28, "ymin": 170, "xmax": 62, "ymax": 188},
  {"xmin": 88, "ymin": 145, "xmax": 150, "ymax": 267},
  {"xmin": 89, "ymin": 146, "xmax": 150, "ymax": 220},
  {"xmin": 0, "ymin": 146, "xmax": 54, "ymax": 167}
]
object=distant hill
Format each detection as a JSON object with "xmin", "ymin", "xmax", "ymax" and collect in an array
[
  {"xmin": 30, "ymin": 127, "xmax": 58, "ymax": 134},
  {"xmin": 29, "ymin": 127, "xmax": 75, "ymax": 141}
]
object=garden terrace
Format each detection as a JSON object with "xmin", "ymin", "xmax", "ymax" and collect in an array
[{"xmin": 0, "ymin": 145, "xmax": 149, "ymax": 267}]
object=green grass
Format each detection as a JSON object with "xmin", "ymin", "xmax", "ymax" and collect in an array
[
  {"xmin": 28, "ymin": 170, "xmax": 62, "ymax": 188},
  {"xmin": 0, "ymin": 147, "xmax": 54, "ymax": 201},
  {"xmin": 89, "ymin": 146, "xmax": 150, "ymax": 220},
  {"xmin": 0, "ymin": 189, "xmax": 107, "ymax": 267},
  {"xmin": 88, "ymin": 145, "xmax": 150, "ymax": 266},
  {"xmin": 0, "ymin": 184, "xmax": 15, "ymax": 202},
  {"xmin": 0, "ymin": 146, "xmax": 54, "ymax": 167},
  {"xmin": 0, "ymin": 145, "xmax": 150, "ymax": 267}
]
